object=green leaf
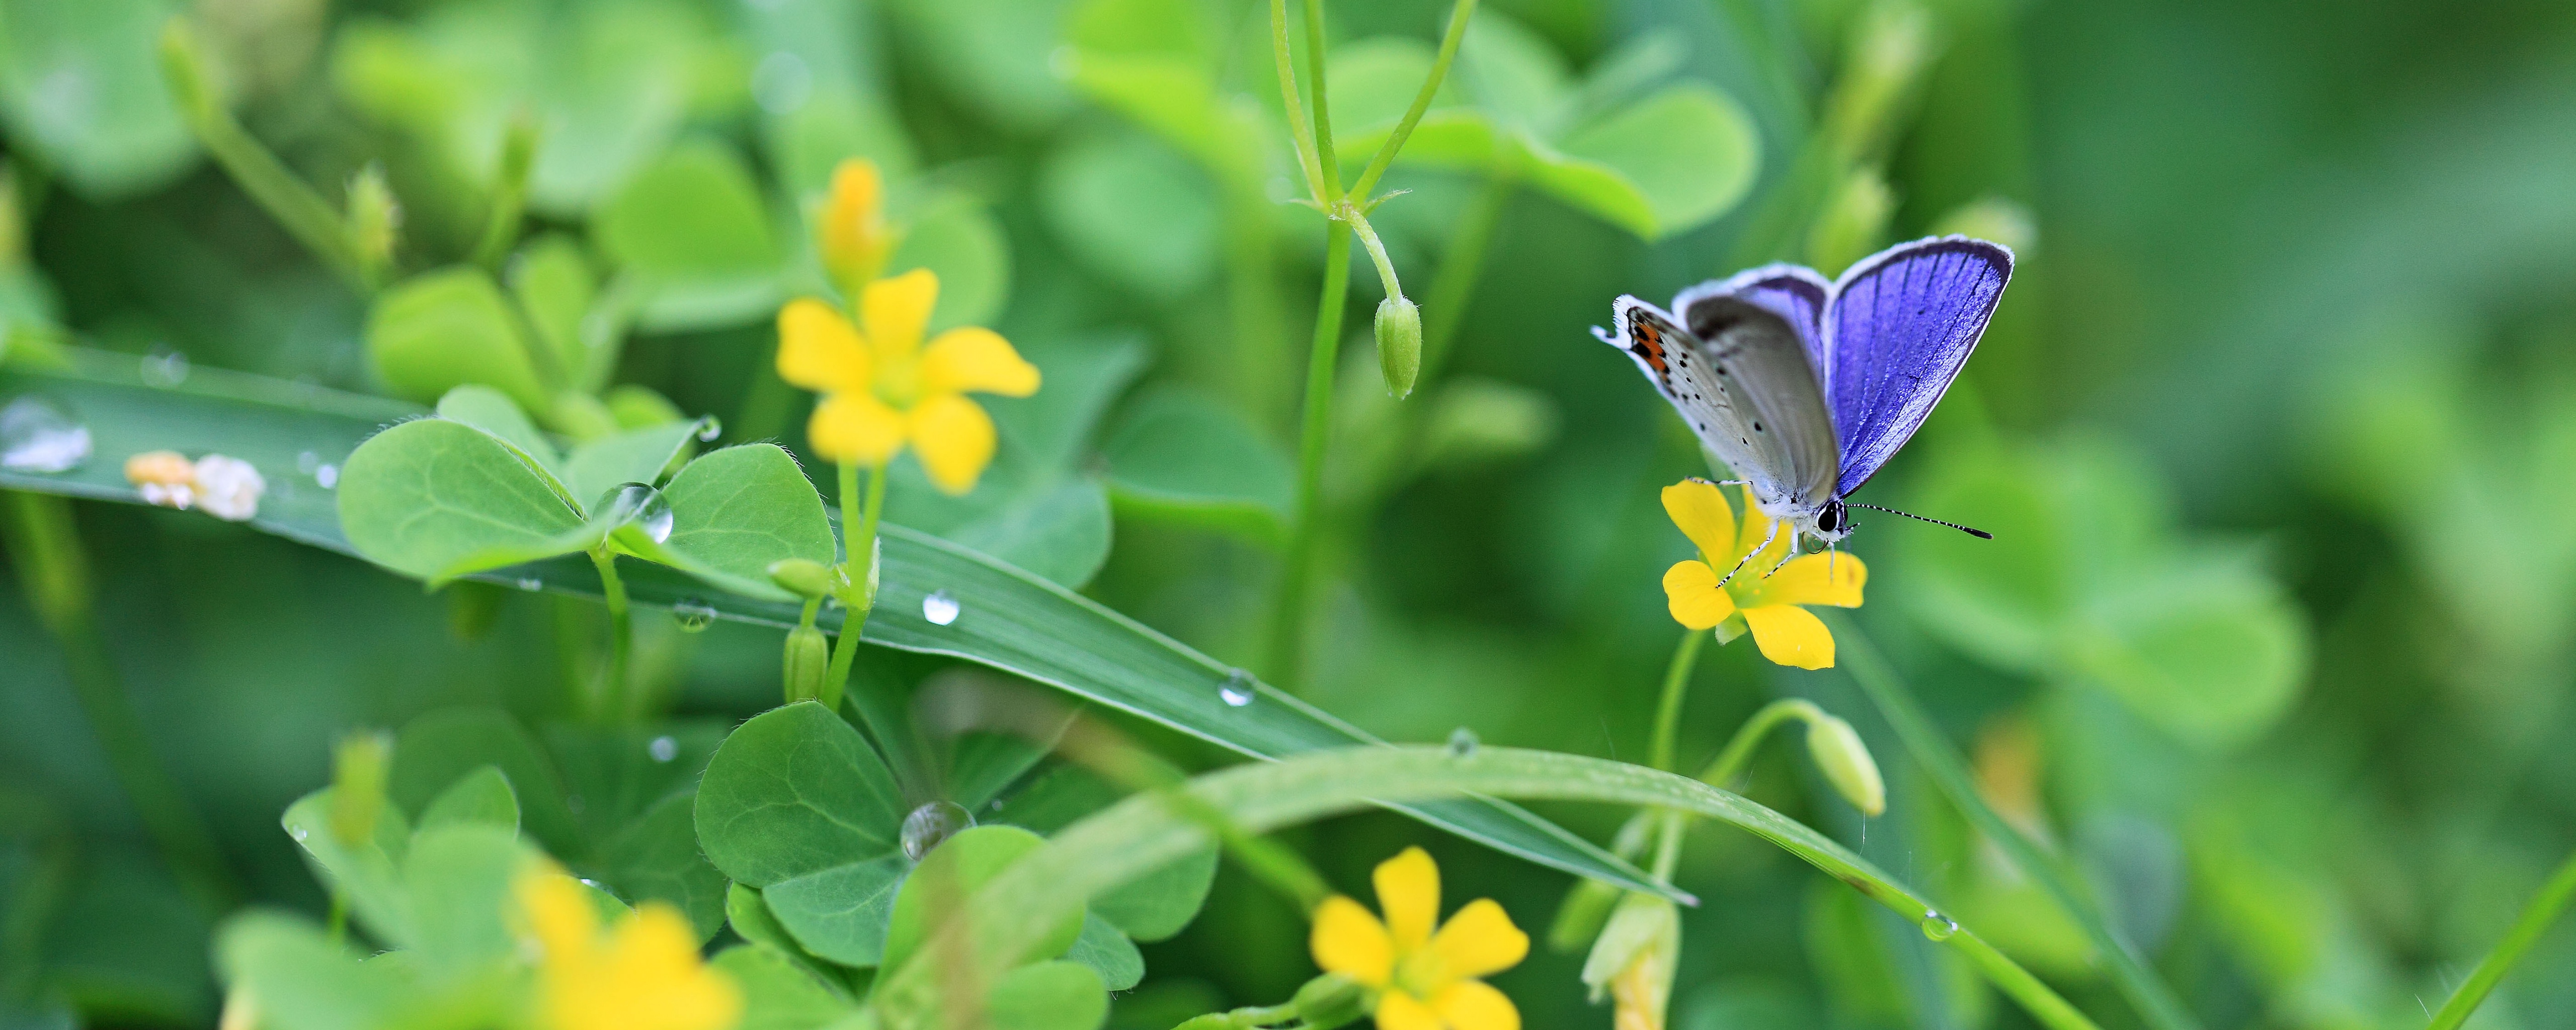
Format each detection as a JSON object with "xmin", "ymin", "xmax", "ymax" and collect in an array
[
  {"xmin": 1037, "ymin": 129, "xmax": 1219, "ymax": 300},
  {"xmin": 401, "ymin": 823, "xmax": 537, "ymax": 978},
  {"xmin": 337, "ymin": 417, "xmax": 610, "ymax": 584},
  {"xmin": 883, "ymin": 826, "xmax": 1084, "ymax": 976},
  {"xmin": 388, "ymin": 708, "xmax": 582, "ymax": 859},
  {"xmin": 637, "ymin": 443, "xmax": 837, "ymax": 602},
  {"xmin": 367, "ymin": 268, "xmax": 550, "ymax": 412},
  {"xmin": 726, "ymin": 884, "xmax": 859, "ymax": 998},
  {"xmin": 0, "ymin": 0, "xmax": 196, "ymax": 198},
  {"xmin": 1327, "ymin": 38, "xmax": 1446, "ymax": 135},
  {"xmin": 949, "ymin": 478, "xmax": 1114, "ymax": 589},
  {"xmin": 509, "ymin": 236, "xmax": 600, "ymax": 391},
  {"xmin": 715, "ymin": 945, "xmax": 862, "ymax": 1030},
  {"xmin": 417, "ymin": 765, "xmax": 520, "ymax": 832},
  {"xmin": 1063, "ymin": 53, "xmax": 1265, "ymax": 187},
  {"xmin": 542, "ymin": 721, "xmax": 727, "ymax": 843},
  {"xmin": 693, "ymin": 702, "xmax": 907, "ymax": 887},
  {"xmin": 562, "ymin": 421, "xmax": 702, "ymax": 514},
  {"xmin": 1101, "ymin": 388, "xmax": 1293, "ymax": 542},
  {"xmin": 281, "ymin": 789, "xmax": 414, "ymax": 947},
  {"xmin": 214, "ymin": 912, "xmax": 419, "ymax": 1030},
  {"xmin": 595, "ymin": 140, "xmax": 784, "ymax": 332},
  {"xmin": 763, "ymin": 853, "xmax": 908, "ymax": 967},
  {"xmin": 1063, "ymin": 913, "xmax": 1143, "ymax": 992},
  {"xmin": 2065, "ymin": 566, "xmax": 2309, "ymax": 749},
  {"xmin": 435, "ymin": 385, "xmax": 567, "ymax": 483},
  {"xmin": 1556, "ymin": 84, "xmax": 1760, "ymax": 238},
  {"xmin": 1089, "ymin": 843, "xmax": 1217, "ymax": 942},
  {"xmin": 597, "ymin": 792, "xmax": 729, "ymax": 942},
  {"xmin": 1519, "ymin": 143, "xmax": 1659, "ymax": 240},
  {"xmin": 887, "ymin": 196, "xmax": 1010, "ymax": 333},
  {"xmin": 886, "ymin": 0, "xmax": 1077, "ymax": 130},
  {"xmin": 1454, "ymin": 13, "xmax": 1571, "ymax": 131},
  {"xmin": 988, "ymin": 961, "xmax": 1109, "ymax": 1030}
]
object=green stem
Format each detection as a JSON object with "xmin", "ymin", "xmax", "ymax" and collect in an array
[
  {"xmin": 1300, "ymin": 0, "xmax": 1342, "ymax": 204},
  {"xmin": 1265, "ymin": 221, "xmax": 1354, "ymax": 688},
  {"xmin": 1344, "ymin": 207, "xmax": 1404, "ymax": 302},
  {"xmin": 823, "ymin": 460, "xmax": 890, "ymax": 710},
  {"xmin": 0, "ymin": 491, "xmax": 238, "ymax": 913},
  {"xmin": 1698, "ymin": 698, "xmax": 1827, "ymax": 790},
  {"xmin": 588, "ymin": 546, "xmax": 631, "ymax": 721},
  {"xmin": 1830, "ymin": 613, "xmax": 2199, "ymax": 1030},
  {"xmin": 158, "ymin": 23, "xmax": 369, "ymax": 291},
  {"xmin": 468, "ymin": 114, "xmax": 539, "ymax": 272},
  {"xmin": 1267, "ymin": 0, "xmax": 1329, "ymax": 205},
  {"xmin": 2425, "ymin": 845, "xmax": 2576, "ymax": 1029},
  {"xmin": 1646, "ymin": 629, "xmax": 1706, "ymax": 773},
  {"xmin": 1348, "ymin": 0, "xmax": 1479, "ymax": 200}
]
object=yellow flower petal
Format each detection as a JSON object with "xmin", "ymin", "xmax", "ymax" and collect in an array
[
  {"xmin": 1742, "ymin": 604, "xmax": 1835, "ymax": 669},
  {"xmin": 920, "ymin": 327, "xmax": 1040, "ymax": 398},
  {"xmin": 1735, "ymin": 552, "xmax": 1865, "ymax": 610},
  {"xmin": 1375, "ymin": 989, "xmax": 1444, "ymax": 1030},
  {"xmin": 1374, "ymin": 847, "xmax": 1441, "ymax": 953},
  {"xmin": 1659, "ymin": 479, "xmax": 1736, "ymax": 562},
  {"xmin": 907, "ymin": 392, "xmax": 997, "ymax": 495},
  {"xmin": 1735, "ymin": 487, "xmax": 1792, "ymax": 570},
  {"xmin": 776, "ymin": 299, "xmax": 869, "ymax": 394},
  {"xmin": 861, "ymin": 269, "xmax": 938, "ymax": 363},
  {"xmin": 1427, "ymin": 899, "xmax": 1527, "ymax": 981},
  {"xmin": 1433, "ymin": 979, "xmax": 1521, "ymax": 1030},
  {"xmin": 820, "ymin": 159, "xmax": 889, "ymax": 286},
  {"xmin": 1662, "ymin": 561, "xmax": 1738, "ymax": 630},
  {"xmin": 515, "ymin": 869, "xmax": 599, "ymax": 963},
  {"xmin": 810, "ymin": 391, "xmax": 907, "ymax": 466},
  {"xmin": 1311, "ymin": 896, "xmax": 1394, "ymax": 986}
]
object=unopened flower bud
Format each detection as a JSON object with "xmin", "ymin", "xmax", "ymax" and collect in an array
[
  {"xmin": 767, "ymin": 557, "xmax": 838, "ymax": 599},
  {"xmin": 782, "ymin": 625, "xmax": 831, "ymax": 705},
  {"xmin": 1290, "ymin": 972, "xmax": 1370, "ymax": 1029},
  {"xmin": 818, "ymin": 159, "xmax": 895, "ymax": 294},
  {"xmin": 329, "ymin": 731, "xmax": 393, "ymax": 848},
  {"xmin": 1375, "ymin": 296, "xmax": 1422, "ymax": 399},
  {"xmin": 1581, "ymin": 893, "xmax": 1678, "ymax": 1030},
  {"xmin": 1806, "ymin": 715, "xmax": 1886, "ymax": 816},
  {"xmin": 347, "ymin": 164, "xmax": 401, "ymax": 273}
]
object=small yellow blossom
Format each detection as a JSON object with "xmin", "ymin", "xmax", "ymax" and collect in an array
[
  {"xmin": 817, "ymin": 159, "xmax": 895, "ymax": 291},
  {"xmin": 776, "ymin": 270, "xmax": 1038, "ymax": 494},
  {"xmin": 515, "ymin": 868, "xmax": 740, "ymax": 1030},
  {"xmin": 1659, "ymin": 478, "xmax": 1865, "ymax": 669},
  {"xmin": 1310, "ymin": 847, "xmax": 1528, "ymax": 1030}
]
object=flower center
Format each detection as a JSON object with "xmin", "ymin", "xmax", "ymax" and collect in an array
[
  {"xmin": 1391, "ymin": 948, "xmax": 1451, "ymax": 999},
  {"xmin": 873, "ymin": 354, "xmax": 924, "ymax": 409}
]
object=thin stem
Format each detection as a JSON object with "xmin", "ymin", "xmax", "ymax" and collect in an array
[
  {"xmin": 588, "ymin": 546, "xmax": 631, "ymax": 721},
  {"xmin": 823, "ymin": 460, "xmax": 890, "ymax": 709},
  {"xmin": 1698, "ymin": 698, "xmax": 1827, "ymax": 790},
  {"xmin": 1264, "ymin": 221, "xmax": 1354, "ymax": 688},
  {"xmin": 1829, "ymin": 613, "xmax": 2201, "ymax": 1030},
  {"xmin": 1344, "ymin": 206, "xmax": 1404, "ymax": 301},
  {"xmin": 2425, "ymin": 845, "xmax": 2576, "ymax": 1030},
  {"xmin": 1646, "ymin": 629, "xmax": 1707, "ymax": 773},
  {"xmin": 468, "ymin": 114, "xmax": 539, "ymax": 271},
  {"xmin": 158, "ymin": 23, "xmax": 368, "ymax": 290},
  {"xmin": 1267, "ymin": 0, "xmax": 1328, "ymax": 204},
  {"xmin": 1348, "ymin": 0, "xmax": 1480, "ymax": 200},
  {"xmin": 1300, "ymin": 0, "xmax": 1342, "ymax": 204},
  {"xmin": 0, "ymin": 491, "xmax": 238, "ymax": 913}
]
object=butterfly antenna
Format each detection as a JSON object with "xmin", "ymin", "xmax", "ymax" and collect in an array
[{"xmin": 1850, "ymin": 503, "xmax": 1993, "ymax": 539}]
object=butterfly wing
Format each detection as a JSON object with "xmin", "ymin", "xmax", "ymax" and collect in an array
[
  {"xmin": 1824, "ymin": 236, "xmax": 2014, "ymax": 498},
  {"xmin": 1675, "ymin": 287, "xmax": 1839, "ymax": 512},
  {"xmin": 1598, "ymin": 297, "xmax": 1788, "ymax": 499},
  {"xmin": 1676, "ymin": 264, "xmax": 1832, "ymax": 377}
]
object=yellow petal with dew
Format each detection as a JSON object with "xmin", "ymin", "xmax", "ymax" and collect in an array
[
  {"xmin": 906, "ymin": 393, "xmax": 997, "ymax": 495},
  {"xmin": 1736, "ymin": 552, "xmax": 1865, "ymax": 610},
  {"xmin": 1375, "ymin": 990, "xmax": 1444, "ymax": 1030},
  {"xmin": 1428, "ymin": 898, "xmax": 1528, "ymax": 981},
  {"xmin": 1742, "ymin": 605, "xmax": 1835, "ymax": 669},
  {"xmin": 1310, "ymin": 896, "xmax": 1394, "ymax": 986},
  {"xmin": 1659, "ymin": 479, "xmax": 1736, "ymax": 562},
  {"xmin": 1374, "ymin": 846, "xmax": 1441, "ymax": 953},
  {"xmin": 861, "ymin": 269, "xmax": 938, "ymax": 363},
  {"xmin": 1661, "ymin": 561, "xmax": 1738, "ymax": 630},
  {"xmin": 810, "ymin": 392, "xmax": 907, "ymax": 466},
  {"xmin": 776, "ymin": 299, "xmax": 869, "ymax": 394},
  {"xmin": 921, "ymin": 327, "xmax": 1040, "ymax": 397},
  {"xmin": 1434, "ymin": 979, "xmax": 1522, "ymax": 1030}
]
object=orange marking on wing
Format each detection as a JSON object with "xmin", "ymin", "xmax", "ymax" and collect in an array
[{"xmin": 1629, "ymin": 320, "xmax": 1670, "ymax": 376}]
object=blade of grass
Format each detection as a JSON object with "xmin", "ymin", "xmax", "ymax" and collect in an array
[{"xmin": 2424, "ymin": 845, "xmax": 2576, "ymax": 1030}]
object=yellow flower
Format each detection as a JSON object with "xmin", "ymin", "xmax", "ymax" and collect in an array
[
  {"xmin": 1310, "ymin": 847, "xmax": 1528, "ymax": 1030},
  {"xmin": 817, "ymin": 159, "xmax": 894, "ymax": 291},
  {"xmin": 776, "ymin": 269, "xmax": 1039, "ymax": 493},
  {"xmin": 1659, "ymin": 478, "xmax": 1866, "ymax": 669},
  {"xmin": 515, "ymin": 868, "xmax": 741, "ymax": 1030}
]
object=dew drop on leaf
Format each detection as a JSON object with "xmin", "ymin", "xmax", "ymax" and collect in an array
[
  {"xmin": 315, "ymin": 464, "xmax": 338, "ymax": 489},
  {"xmin": 0, "ymin": 395, "xmax": 92, "ymax": 473},
  {"xmin": 696, "ymin": 416, "xmax": 722, "ymax": 443},
  {"xmin": 1447, "ymin": 727, "xmax": 1480, "ymax": 757},
  {"xmin": 515, "ymin": 577, "xmax": 543, "ymax": 591},
  {"xmin": 648, "ymin": 735, "xmax": 679, "ymax": 763},
  {"xmin": 901, "ymin": 800, "xmax": 975, "ymax": 862},
  {"xmin": 1219, "ymin": 669, "xmax": 1255, "ymax": 708},
  {"xmin": 603, "ymin": 482, "xmax": 674, "ymax": 543},
  {"xmin": 672, "ymin": 598, "xmax": 716, "ymax": 633},
  {"xmin": 140, "ymin": 347, "xmax": 190, "ymax": 387},
  {"xmin": 1920, "ymin": 909, "xmax": 1958, "ymax": 941},
  {"xmin": 922, "ymin": 589, "xmax": 960, "ymax": 626}
]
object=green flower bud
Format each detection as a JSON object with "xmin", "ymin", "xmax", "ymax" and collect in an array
[
  {"xmin": 767, "ymin": 558, "xmax": 838, "ymax": 599},
  {"xmin": 328, "ymin": 731, "xmax": 393, "ymax": 848},
  {"xmin": 1580, "ymin": 892, "xmax": 1678, "ymax": 1010},
  {"xmin": 782, "ymin": 625, "xmax": 831, "ymax": 705},
  {"xmin": 1290, "ymin": 972, "xmax": 1370, "ymax": 1029},
  {"xmin": 347, "ymin": 164, "xmax": 401, "ymax": 274},
  {"xmin": 1806, "ymin": 715, "xmax": 1886, "ymax": 816},
  {"xmin": 1375, "ymin": 296, "xmax": 1422, "ymax": 399}
]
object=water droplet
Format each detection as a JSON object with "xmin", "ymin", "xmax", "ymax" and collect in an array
[
  {"xmin": 989, "ymin": 798, "xmax": 1004, "ymax": 811},
  {"xmin": 140, "ymin": 346, "xmax": 190, "ymax": 387},
  {"xmin": 1446, "ymin": 727, "xmax": 1480, "ymax": 757},
  {"xmin": 0, "ymin": 395, "xmax": 92, "ymax": 473},
  {"xmin": 695, "ymin": 416, "xmax": 722, "ymax": 443},
  {"xmin": 601, "ymin": 482, "xmax": 674, "ymax": 544},
  {"xmin": 515, "ymin": 577, "xmax": 543, "ymax": 591},
  {"xmin": 289, "ymin": 825, "xmax": 309, "ymax": 842},
  {"xmin": 578, "ymin": 878, "xmax": 605, "ymax": 891},
  {"xmin": 296, "ymin": 451, "xmax": 321, "ymax": 474},
  {"xmin": 921, "ymin": 589, "xmax": 960, "ymax": 626},
  {"xmin": 672, "ymin": 598, "xmax": 716, "ymax": 633},
  {"xmin": 1920, "ymin": 909, "xmax": 1958, "ymax": 941},
  {"xmin": 1219, "ymin": 669, "xmax": 1255, "ymax": 708},
  {"xmin": 315, "ymin": 464, "xmax": 338, "ymax": 489},
  {"xmin": 648, "ymin": 735, "xmax": 679, "ymax": 763},
  {"xmin": 901, "ymin": 801, "xmax": 975, "ymax": 862}
]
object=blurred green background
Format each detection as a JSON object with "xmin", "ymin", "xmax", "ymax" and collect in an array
[{"xmin": 6, "ymin": 0, "xmax": 2576, "ymax": 1026}]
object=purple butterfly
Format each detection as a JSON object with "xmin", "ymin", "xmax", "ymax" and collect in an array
[{"xmin": 1592, "ymin": 235, "xmax": 2013, "ymax": 572}]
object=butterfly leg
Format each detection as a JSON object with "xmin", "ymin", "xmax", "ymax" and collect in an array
[
  {"xmin": 1714, "ymin": 521, "xmax": 1779, "ymax": 589},
  {"xmin": 1761, "ymin": 533, "xmax": 1801, "ymax": 578}
]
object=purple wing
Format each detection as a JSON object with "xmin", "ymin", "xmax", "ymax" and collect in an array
[
  {"xmin": 1825, "ymin": 236, "xmax": 2014, "ymax": 497},
  {"xmin": 1673, "ymin": 264, "xmax": 1831, "ymax": 375}
]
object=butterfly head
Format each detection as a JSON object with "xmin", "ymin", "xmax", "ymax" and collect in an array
[{"xmin": 1814, "ymin": 498, "xmax": 1849, "ymax": 539}]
